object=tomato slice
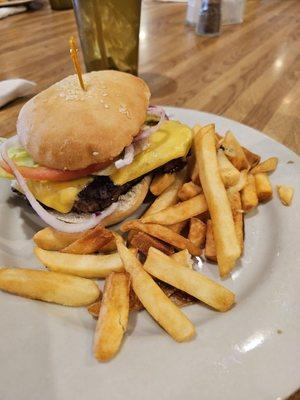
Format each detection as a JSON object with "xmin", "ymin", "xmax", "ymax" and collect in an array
[{"xmin": 1, "ymin": 160, "xmax": 111, "ymax": 182}]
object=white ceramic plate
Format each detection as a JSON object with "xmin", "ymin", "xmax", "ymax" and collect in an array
[{"xmin": 0, "ymin": 107, "xmax": 299, "ymax": 400}]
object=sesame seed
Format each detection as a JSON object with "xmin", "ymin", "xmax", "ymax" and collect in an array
[{"xmin": 92, "ymin": 151, "xmax": 99, "ymax": 156}]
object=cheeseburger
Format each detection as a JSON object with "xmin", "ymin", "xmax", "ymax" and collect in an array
[{"xmin": 0, "ymin": 70, "xmax": 192, "ymax": 232}]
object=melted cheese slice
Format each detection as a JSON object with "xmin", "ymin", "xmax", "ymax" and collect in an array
[
  {"xmin": 111, "ymin": 121, "xmax": 192, "ymax": 185},
  {"xmin": 26, "ymin": 178, "xmax": 92, "ymax": 213}
]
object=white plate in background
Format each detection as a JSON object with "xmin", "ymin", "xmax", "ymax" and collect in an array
[
  {"xmin": 0, "ymin": 0, "xmax": 31, "ymax": 7},
  {"xmin": 0, "ymin": 107, "xmax": 299, "ymax": 400}
]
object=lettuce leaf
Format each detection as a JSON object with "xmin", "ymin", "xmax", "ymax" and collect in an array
[{"xmin": 0, "ymin": 138, "xmax": 38, "ymax": 179}]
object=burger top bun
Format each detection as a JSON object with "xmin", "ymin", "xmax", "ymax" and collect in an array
[{"xmin": 17, "ymin": 70, "xmax": 150, "ymax": 171}]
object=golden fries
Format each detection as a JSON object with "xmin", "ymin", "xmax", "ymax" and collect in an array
[
  {"xmin": 204, "ymin": 220, "xmax": 217, "ymax": 262},
  {"xmin": 150, "ymin": 173, "xmax": 175, "ymax": 196},
  {"xmin": 0, "ymin": 268, "xmax": 100, "ymax": 306},
  {"xmin": 227, "ymin": 192, "xmax": 244, "ymax": 254},
  {"xmin": 221, "ymin": 131, "xmax": 250, "ymax": 170},
  {"xmin": 61, "ymin": 224, "xmax": 114, "ymax": 254},
  {"xmin": 168, "ymin": 220, "xmax": 187, "ymax": 234},
  {"xmin": 131, "ymin": 231, "xmax": 174, "ymax": 256},
  {"xmin": 141, "ymin": 194, "xmax": 208, "ymax": 225},
  {"xmin": 171, "ymin": 249, "xmax": 193, "ymax": 269},
  {"xmin": 88, "ymin": 301, "xmax": 101, "ymax": 318},
  {"xmin": 177, "ymin": 181, "xmax": 202, "ymax": 201},
  {"xmin": 250, "ymin": 157, "xmax": 278, "ymax": 174},
  {"xmin": 144, "ymin": 248, "xmax": 235, "ymax": 311},
  {"xmin": 33, "ymin": 227, "xmax": 82, "ymax": 251},
  {"xmin": 34, "ymin": 227, "xmax": 116, "ymax": 253},
  {"xmin": 226, "ymin": 169, "xmax": 248, "ymax": 194},
  {"xmin": 241, "ymin": 174, "xmax": 258, "ymax": 212},
  {"xmin": 195, "ymin": 126, "xmax": 240, "ymax": 276},
  {"xmin": 93, "ymin": 272, "xmax": 130, "ymax": 361},
  {"xmin": 191, "ymin": 163, "xmax": 200, "ymax": 185},
  {"xmin": 116, "ymin": 238, "xmax": 195, "ymax": 342},
  {"xmin": 188, "ymin": 218, "xmax": 206, "ymax": 248},
  {"xmin": 144, "ymin": 169, "xmax": 186, "ymax": 217},
  {"xmin": 217, "ymin": 149, "xmax": 240, "ymax": 187},
  {"xmin": 35, "ymin": 248, "xmax": 124, "ymax": 278},
  {"xmin": 254, "ymin": 173, "xmax": 273, "ymax": 202},
  {"xmin": 121, "ymin": 220, "xmax": 201, "ymax": 256},
  {"xmin": 242, "ymin": 147, "xmax": 261, "ymax": 168},
  {"xmin": 277, "ymin": 185, "xmax": 294, "ymax": 206},
  {"xmin": 100, "ymin": 239, "xmax": 117, "ymax": 253},
  {"xmin": 6, "ymin": 110, "xmax": 285, "ymax": 363}
]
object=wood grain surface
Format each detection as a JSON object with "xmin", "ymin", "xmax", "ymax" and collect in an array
[
  {"xmin": 0, "ymin": 0, "xmax": 299, "ymax": 398},
  {"xmin": 0, "ymin": 0, "xmax": 299, "ymax": 156}
]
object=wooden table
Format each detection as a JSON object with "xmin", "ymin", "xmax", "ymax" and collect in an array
[
  {"xmin": 0, "ymin": 0, "xmax": 299, "ymax": 155},
  {"xmin": 0, "ymin": 0, "xmax": 299, "ymax": 398}
]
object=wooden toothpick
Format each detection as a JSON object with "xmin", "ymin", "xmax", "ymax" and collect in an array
[{"xmin": 69, "ymin": 36, "xmax": 86, "ymax": 91}]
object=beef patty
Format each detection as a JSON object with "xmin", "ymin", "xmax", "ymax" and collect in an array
[{"xmin": 73, "ymin": 157, "xmax": 186, "ymax": 213}]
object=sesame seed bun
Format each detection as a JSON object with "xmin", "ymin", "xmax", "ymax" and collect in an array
[{"xmin": 17, "ymin": 70, "xmax": 150, "ymax": 171}]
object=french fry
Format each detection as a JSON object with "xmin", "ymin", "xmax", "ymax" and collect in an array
[
  {"xmin": 35, "ymin": 248, "xmax": 124, "ymax": 278},
  {"xmin": 204, "ymin": 220, "xmax": 217, "ymax": 262},
  {"xmin": 226, "ymin": 169, "xmax": 248, "ymax": 195},
  {"xmin": 150, "ymin": 173, "xmax": 175, "ymax": 196},
  {"xmin": 217, "ymin": 149, "xmax": 240, "ymax": 187},
  {"xmin": 191, "ymin": 163, "xmax": 200, "ymax": 185},
  {"xmin": 171, "ymin": 249, "xmax": 194, "ymax": 269},
  {"xmin": 33, "ymin": 227, "xmax": 116, "ymax": 253},
  {"xmin": 93, "ymin": 272, "xmax": 130, "ymax": 361},
  {"xmin": 216, "ymin": 133, "xmax": 260, "ymax": 167},
  {"xmin": 33, "ymin": 227, "xmax": 82, "ymax": 251},
  {"xmin": 88, "ymin": 301, "xmax": 101, "ymax": 318},
  {"xmin": 221, "ymin": 131, "xmax": 250, "ymax": 170},
  {"xmin": 250, "ymin": 157, "xmax": 278, "ymax": 174},
  {"xmin": 195, "ymin": 126, "xmax": 240, "ymax": 276},
  {"xmin": 192, "ymin": 124, "xmax": 202, "ymax": 136},
  {"xmin": 241, "ymin": 174, "xmax": 258, "ymax": 212},
  {"xmin": 168, "ymin": 220, "xmax": 187, "ymax": 234},
  {"xmin": 61, "ymin": 225, "xmax": 114, "ymax": 254},
  {"xmin": 144, "ymin": 248, "xmax": 235, "ymax": 312},
  {"xmin": 227, "ymin": 191, "xmax": 244, "ymax": 254},
  {"xmin": 242, "ymin": 147, "xmax": 261, "ymax": 168},
  {"xmin": 88, "ymin": 286, "xmax": 144, "ymax": 319},
  {"xmin": 0, "ymin": 268, "xmax": 100, "ymax": 306},
  {"xmin": 121, "ymin": 221, "xmax": 201, "ymax": 256},
  {"xmin": 188, "ymin": 218, "xmax": 206, "ymax": 248},
  {"xmin": 130, "ymin": 231, "xmax": 174, "ymax": 256},
  {"xmin": 128, "ymin": 170, "xmax": 186, "ymax": 243},
  {"xmin": 254, "ymin": 173, "xmax": 273, "ymax": 202},
  {"xmin": 88, "ymin": 278, "xmax": 195, "ymax": 319},
  {"xmin": 169, "ymin": 291, "xmax": 196, "ymax": 308},
  {"xmin": 177, "ymin": 181, "xmax": 202, "ymax": 201},
  {"xmin": 277, "ymin": 185, "xmax": 294, "ymax": 206},
  {"xmin": 141, "ymin": 195, "xmax": 208, "ymax": 225},
  {"xmin": 100, "ymin": 239, "xmax": 117, "ymax": 253},
  {"xmin": 144, "ymin": 169, "xmax": 186, "ymax": 217},
  {"xmin": 116, "ymin": 238, "xmax": 195, "ymax": 342}
]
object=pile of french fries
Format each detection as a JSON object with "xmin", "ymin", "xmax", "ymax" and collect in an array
[{"xmin": 0, "ymin": 124, "xmax": 294, "ymax": 362}]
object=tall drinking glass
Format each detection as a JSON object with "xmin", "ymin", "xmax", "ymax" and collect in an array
[{"xmin": 72, "ymin": 0, "xmax": 141, "ymax": 75}]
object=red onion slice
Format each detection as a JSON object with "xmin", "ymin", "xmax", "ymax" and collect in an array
[
  {"xmin": 114, "ymin": 144, "xmax": 134, "ymax": 169},
  {"xmin": 113, "ymin": 106, "xmax": 167, "ymax": 170},
  {"xmin": 137, "ymin": 105, "xmax": 167, "ymax": 141},
  {"xmin": 1, "ymin": 136, "xmax": 117, "ymax": 233}
]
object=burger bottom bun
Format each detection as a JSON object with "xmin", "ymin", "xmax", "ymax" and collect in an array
[{"xmin": 50, "ymin": 175, "xmax": 151, "ymax": 227}]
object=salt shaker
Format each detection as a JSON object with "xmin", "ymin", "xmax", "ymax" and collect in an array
[{"xmin": 196, "ymin": 0, "xmax": 222, "ymax": 36}]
